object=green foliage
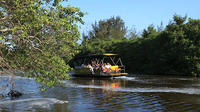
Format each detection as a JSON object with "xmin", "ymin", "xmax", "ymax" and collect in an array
[
  {"xmin": 78, "ymin": 15, "xmax": 200, "ymax": 76},
  {"xmin": 173, "ymin": 14, "xmax": 187, "ymax": 25},
  {"xmin": 142, "ymin": 25, "xmax": 159, "ymax": 38},
  {"xmin": 83, "ymin": 16, "xmax": 127, "ymax": 41},
  {"xmin": 0, "ymin": 0, "xmax": 84, "ymax": 87},
  {"xmin": 79, "ymin": 37, "xmax": 127, "ymax": 55}
]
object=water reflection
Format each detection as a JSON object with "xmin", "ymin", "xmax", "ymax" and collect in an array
[
  {"xmin": 65, "ymin": 76, "xmax": 200, "ymax": 112},
  {"xmin": 1, "ymin": 75, "xmax": 200, "ymax": 112},
  {"xmin": 68, "ymin": 78, "xmax": 166, "ymax": 111},
  {"xmin": 64, "ymin": 78, "xmax": 128, "ymax": 111}
]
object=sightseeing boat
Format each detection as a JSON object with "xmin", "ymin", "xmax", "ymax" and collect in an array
[{"xmin": 70, "ymin": 53, "xmax": 128, "ymax": 77}]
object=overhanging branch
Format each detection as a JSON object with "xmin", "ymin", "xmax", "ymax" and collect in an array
[
  {"xmin": 0, "ymin": 28, "xmax": 11, "ymax": 32},
  {"xmin": 0, "ymin": 16, "xmax": 8, "ymax": 21}
]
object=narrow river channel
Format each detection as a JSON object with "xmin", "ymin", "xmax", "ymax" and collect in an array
[{"xmin": 1, "ymin": 74, "xmax": 200, "ymax": 112}]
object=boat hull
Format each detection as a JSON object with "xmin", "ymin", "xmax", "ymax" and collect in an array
[
  {"xmin": 71, "ymin": 72, "xmax": 128, "ymax": 77},
  {"xmin": 71, "ymin": 66, "xmax": 128, "ymax": 78}
]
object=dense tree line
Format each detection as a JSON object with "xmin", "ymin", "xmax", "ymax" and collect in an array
[
  {"xmin": 1, "ymin": 0, "xmax": 199, "ymax": 89},
  {"xmin": 0, "ymin": 0, "xmax": 84, "ymax": 88},
  {"xmin": 78, "ymin": 15, "xmax": 200, "ymax": 76}
]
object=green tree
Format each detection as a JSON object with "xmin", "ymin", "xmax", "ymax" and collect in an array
[
  {"xmin": 86, "ymin": 16, "xmax": 127, "ymax": 40},
  {"xmin": 160, "ymin": 15, "xmax": 200, "ymax": 76},
  {"xmin": 0, "ymin": 0, "xmax": 84, "ymax": 87},
  {"xmin": 142, "ymin": 24, "xmax": 159, "ymax": 38},
  {"xmin": 172, "ymin": 14, "xmax": 187, "ymax": 25},
  {"xmin": 78, "ymin": 15, "xmax": 200, "ymax": 76}
]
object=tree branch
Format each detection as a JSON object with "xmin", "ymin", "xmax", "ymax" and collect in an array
[
  {"xmin": 0, "ymin": 16, "xmax": 8, "ymax": 21},
  {"xmin": 0, "ymin": 28, "xmax": 11, "ymax": 32},
  {"xmin": 28, "ymin": 36, "xmax": 42, "ymax": 44},
  {"xmin": 0, "ymin": 0, "xmax": 6, "ymax": 5},
  {"xmin": 27, "ymin": 39, "xmax": 43, "ymax": 53}
]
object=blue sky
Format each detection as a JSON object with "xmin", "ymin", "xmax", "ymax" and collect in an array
[{"xmin": 64, "ymin": 0, "xmax": 200, "ymax": 36}]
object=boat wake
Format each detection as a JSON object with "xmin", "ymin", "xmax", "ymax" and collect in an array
[
  {"xmin": 118, "ymin": 87, "xmax": 200, "ymax": 94},
  {"xmin": 114, "ymin": 76, "xmax": 136, "ymax": 80},
  {"xmin": 63, "ymin": 81, "xmax": 200, "ymax": 95},
  {"xmin": 0, "ymin": 98, "xmax": 68, "ymax": 109}
]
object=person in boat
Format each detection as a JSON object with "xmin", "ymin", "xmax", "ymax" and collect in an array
[
  {"xmin": 105, "ymin": 63, "xmax": 111, "ymax": 72},
  {"xmin": 87, "ymin": 64, "xmax": 94, "ymax": 74},
  {"xmin": 102, "ymin": 63, "xmax": 106, "ymax": 72},
  {"xmin": 102, "ymin": 63, "xmax": 111, "ymax": 73}
]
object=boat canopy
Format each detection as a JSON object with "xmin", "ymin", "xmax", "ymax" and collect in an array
[
  {"xmin": 103, "ymin": 53, "xmax": 117, "ymax": 56},
  {"xmin": 70, "ymin": 53, "xmax": 124, "ymax": 67},
  {"xmin": 74, "ymin": 53, "xmax": 118, "ymax": 59}
]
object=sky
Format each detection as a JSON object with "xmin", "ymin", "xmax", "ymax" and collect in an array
[{"xmin": 63, "ymin": 0, "xmax": 200, "ymax": 37}]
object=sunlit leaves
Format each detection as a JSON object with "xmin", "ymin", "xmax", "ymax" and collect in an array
[
  {"xmin": 0, "ymin": 0, "xmax": 84, "ymax": 87},
  {"xmin": 79, "ymin": 15, "xmax": 200, "ymax": 76},
  {"xmin": 84, "ymin": 16, "xmax": 127, "ymax": 40}
]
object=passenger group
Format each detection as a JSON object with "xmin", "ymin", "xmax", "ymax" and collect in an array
[{"xmin": 81, "ymin": 61, "xmax": 117, "ymax": 74}]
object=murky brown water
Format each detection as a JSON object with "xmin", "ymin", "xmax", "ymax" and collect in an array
[{"xmin": 1, "ymin": 75, "xmax": 200, "ymax": 112}]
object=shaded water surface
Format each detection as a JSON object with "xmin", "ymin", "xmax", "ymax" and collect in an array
[{"xmin": 1, "ymin": 75, "xmax": 200, "ymax": 112}]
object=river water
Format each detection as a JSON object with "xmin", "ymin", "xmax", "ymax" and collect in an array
[{"xmin": 1, "ymin": 74, "xmax": 200, "ymax": 112}]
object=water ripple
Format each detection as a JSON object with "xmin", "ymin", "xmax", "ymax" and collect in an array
[{"xmin": 63, "ymin": 81, "xmax": 200, "ymax": 94}]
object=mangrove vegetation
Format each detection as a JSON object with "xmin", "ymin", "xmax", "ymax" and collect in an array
[
  {"xmin": 0, "ymin": 0, "xmax": 200, "ymax": 88},
  {"xmin": 0, "ymin": 0, "xmax": 84, "ymax": 87},
  {"xmin": 78, "ymin": 15, "xmax": 200, "ymax": 76}
]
